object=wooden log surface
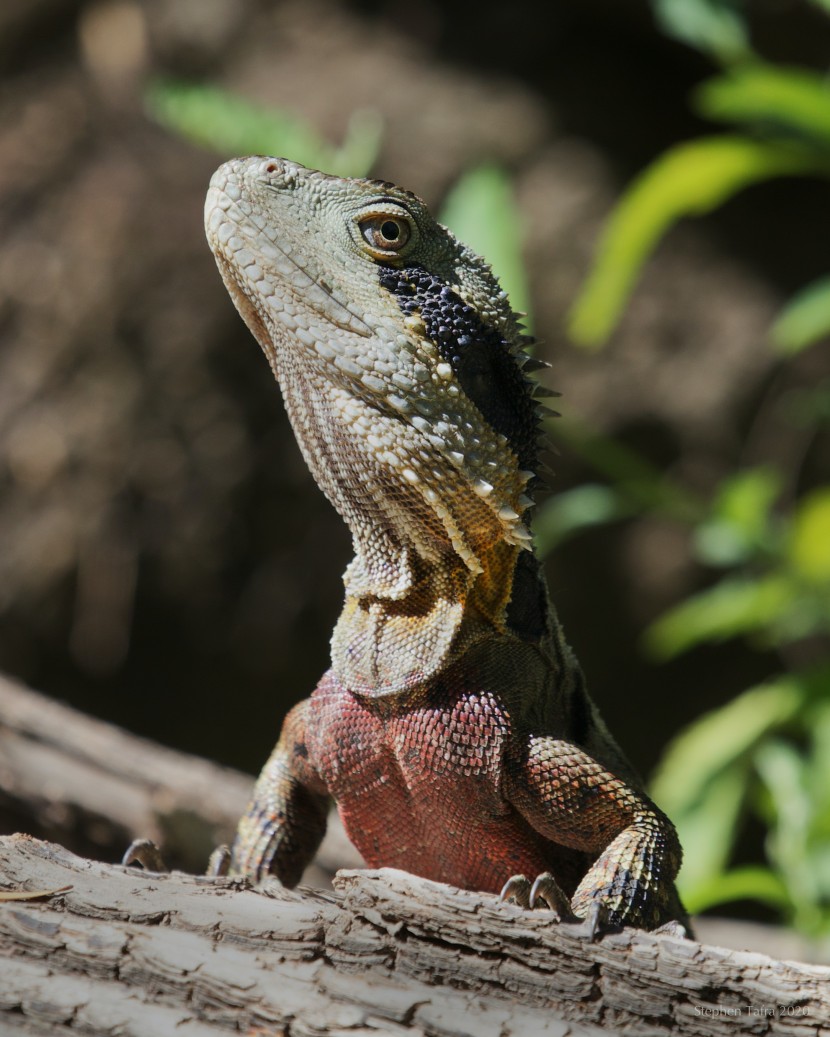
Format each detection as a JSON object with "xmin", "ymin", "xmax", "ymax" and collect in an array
[
  {"xmin": 2, "ymin": 673, "xmax": 830, "ymax": 1035},
  {"xmin": 1, "ymin": 835, "xmax": 829, "ymax": 1037}
]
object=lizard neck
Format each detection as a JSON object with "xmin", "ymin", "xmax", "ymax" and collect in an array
[
  {"xmin": 331, "ymin": 537, "xmax": 533, "ymax": 697},
  {"xmin": 274, "ymin": 355, "xmax": 540, "ymax": 696}
]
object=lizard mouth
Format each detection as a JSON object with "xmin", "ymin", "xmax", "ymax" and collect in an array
[{"xmin": 212, "ymin": 252, "xmax": 274, "ymax": 358}]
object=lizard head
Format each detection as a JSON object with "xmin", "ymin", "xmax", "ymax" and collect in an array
[{"xmin": 206, "ymin": 156, "xmax": 549, "ymax": 693}]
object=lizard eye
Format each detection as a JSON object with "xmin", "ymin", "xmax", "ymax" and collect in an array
[{"xmin": 358, "ymin": 214, "xmax": 412, "ymax": 256}]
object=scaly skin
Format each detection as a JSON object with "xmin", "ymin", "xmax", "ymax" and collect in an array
[{"xmin": 204, "ymin": 157, "xmax": 687, "ymax": 931}]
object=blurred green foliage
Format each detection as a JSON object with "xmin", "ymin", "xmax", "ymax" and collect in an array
[
  {"xmin": 569, "ymin": 135, "xmax": 825, "ymax": 347},
  {"xmin": 569, "ymin": 7, "xmax": 830, "ymax": 350},
  {"xmin": 772, "ymin": 275, "xmax": 830, "ymax": 355},
  {"xmin": 562, "ymin": 0, "xmax": 830, "ymax": 937},
  {"xmin": 146, "ymin": 79, "xmax": 383, "ymax": 178},
  {"xmin": 148, "ymin": 49, "xmax": 830, "ymax": 936},
  {"xmin": 653, "ymin": 0, "xmax": 753, "ymax": 64}
]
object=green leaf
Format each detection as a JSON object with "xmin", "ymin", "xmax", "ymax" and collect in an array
[
  {"xmin": 771, "ymin": 274, "xmax": 830, "ymax": 354},
  {"xmin": 695, "ymin": 65, "xmax": 830, "ymax": 148},
  {"xmin": 652, "ymin": 0, "xmax": 752, "ymax": 64},
  {"xmin": 145, "ymin": 79, "xmax": 381, "ymax": 177},
  {"xmin": 807, "ymin": 697, "xmax": 830, "ymax": 803},
  {"xmin": 569, "ymin": 136, "xmax": 822, "ymax": 347},
  {"xmin": 693, "ymin": 520, "xmax": 748, "ymax": 567},
  {"xmin": 754, "ymin": 739, "xmax": 822, "ymax": 927},
  {"xmin": 653, "ymin": 676, "xmax": 805, "ymax": 899},
  {"xmin": 651, "ymin": 676, "xmax": 804, "ymax": 815},
  {"xmin": 694, "ymin": 466, "xmax": 780, "ymax": 565},
  {"xmin": 439, "ymin": 165, "xmax": 533, "ymax": 329},
  {"xmin": 668, "ymin": 763, "xmax": 748, "ymax": 892},
  {"xmin": 644, "ymin": 574, "xmax": 795, "ymax": 658},
  {"xmin": 533, "ymin": 484, "xmax": 629, "ymax": 556},
  {"xmin": 683, "ymin": 865, "xmax": 791, "ymax": 914},
  {"xmin": 657, "ymin": 669, "xmax": 830, "ymax": 931},
  {"xmin": 754, "ymin": 739, "xmax": 811, "ymax": 834},
  {"xmin": 714, "ymin": 467, "xmax": 781, "ymax": 535},
  {"xmin": 788, "ymin": 488, "xmax": 830, "ymax": 583}
]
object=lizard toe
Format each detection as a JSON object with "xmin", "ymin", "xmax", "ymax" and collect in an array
[
  {"xmin": 501, "ymin": 872, "xmax": 581, "ymax": 924},
  {"xmin": 653, "ymin": 918, "xmax": 691, "ymax": 939},
  {"xmin": 207, "ymin": 844, "xmax": 232, "ymax": 877},
  {"xmin": 499, "ymin": 874, "xmax": 532, "ymax": 908},
  {"xmin": 529, "ymin": 872, "xmax": 580, "ymax": 921},
  {"xmin": 122, "ymin": 838, "xmax": 168, "ymax": 873},
  {"xmin": 579, "ymin": 900, "xmax": 616, "ymax": 940}
]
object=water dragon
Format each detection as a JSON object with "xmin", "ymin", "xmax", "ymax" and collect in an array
[{"xmin": 195, "ymin": 155, "xmax": 686, "ymax": 933}]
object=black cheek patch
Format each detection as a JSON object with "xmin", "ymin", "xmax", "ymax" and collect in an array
[{"xmin": 378, "ymin": 264, "xmax": 539, "ymax": 472}]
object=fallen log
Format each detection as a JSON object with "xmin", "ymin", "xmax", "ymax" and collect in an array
[{"xmin": 1, "ymin": 835, "xmax": 828, "ymax": 1037}]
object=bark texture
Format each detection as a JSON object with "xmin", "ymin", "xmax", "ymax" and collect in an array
[{"xmin": 1, "ymin": 836, "xmax": 829, "ymax": 1037}]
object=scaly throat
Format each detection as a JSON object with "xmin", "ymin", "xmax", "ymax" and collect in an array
[
  {"xmin": 323, "ymin": 263, "xmax": 546, "ymax": 696},
  {"xmin": 331, "ymin": 537, "xmax": 525, "ymax": 697},
  {"xmin": 267, "ymin": 265, "xmax": 544, "ymax": 697}
]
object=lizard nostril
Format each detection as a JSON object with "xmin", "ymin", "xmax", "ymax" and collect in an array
[{"xmin": 265, "ymin": 162, "xmax": 278, "ymax": 173}]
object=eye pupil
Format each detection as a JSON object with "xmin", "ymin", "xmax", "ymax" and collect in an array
[{"xmin": 359, "ymin": 213, "xmax": 412, "ymax": 253}]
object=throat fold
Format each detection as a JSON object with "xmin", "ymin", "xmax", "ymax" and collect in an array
[{"xmin": 331, "ymin": 539, "xmax": 522, "ymax": 696}]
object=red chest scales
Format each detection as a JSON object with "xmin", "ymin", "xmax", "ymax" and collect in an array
[{"xmin": 306, "ymin": 671, "xmax": 553, "ymax": 893}]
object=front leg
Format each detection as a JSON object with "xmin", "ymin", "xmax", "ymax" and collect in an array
[
  {"xmin": 230, "ymin": 699, "xmax": 330, "ymax": 885},
  {"xmin": 505, "ymin": 736, "xmax": 685, "ymax": 931}
]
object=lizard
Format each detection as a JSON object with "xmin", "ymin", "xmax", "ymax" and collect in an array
[{"xmin": 199, "ymin": 155, "xmax": 688, "ymax": 933}]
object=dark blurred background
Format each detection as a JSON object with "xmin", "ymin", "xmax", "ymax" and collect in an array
[{"xmin": 1, "ymin": 0, "xmax": 828, "ymax": 796}]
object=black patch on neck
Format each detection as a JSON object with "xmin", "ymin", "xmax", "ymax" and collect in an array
[
  {"xmin": 566, "ymin": 672, "xmax": 593, "ymax": 747},
  {"xmin": 504, "ymin": 550, "xmax": 549, "ymax": 642},
  {"xmin": 378, "ymin": 264, "xmax": 539, "ymax": 471}
]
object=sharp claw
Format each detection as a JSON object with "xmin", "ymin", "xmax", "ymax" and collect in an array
[
  {"xmin": 122, "ymin": 838, "xmax": 167, "ymax": 873},
  {"xmin": 580, "ymin": 900, "xmax": 610, "ymax": 940},
  {"xmin": 500, "ymin": 874, "xmax": 532, "ymax": 908},
  {"xmin": 529, "ymin": 872, "xmax": 579, "ymax": 921},
  {"xmin": 503, "ymin": 872, "xmax": 612, "ymax": 933},
  {"xmin": 207, "ymin": 844, "xmax": 232, "ymax": 877}
]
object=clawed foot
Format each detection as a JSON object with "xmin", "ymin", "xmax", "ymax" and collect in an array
[
  {"xmin": 500, "ymin": 871, "xmax": 610, "ymax": 938},
  {"xmin": 121, "ymin": 839, "xmax": 233, "ymax": 877},
  {"xmin": 500, "ymin": 872, "xmax": 580, "ymax": 924},
  {"xmin": 500, "ymin": 872, "xmax": 690, "ymax": 939}
]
